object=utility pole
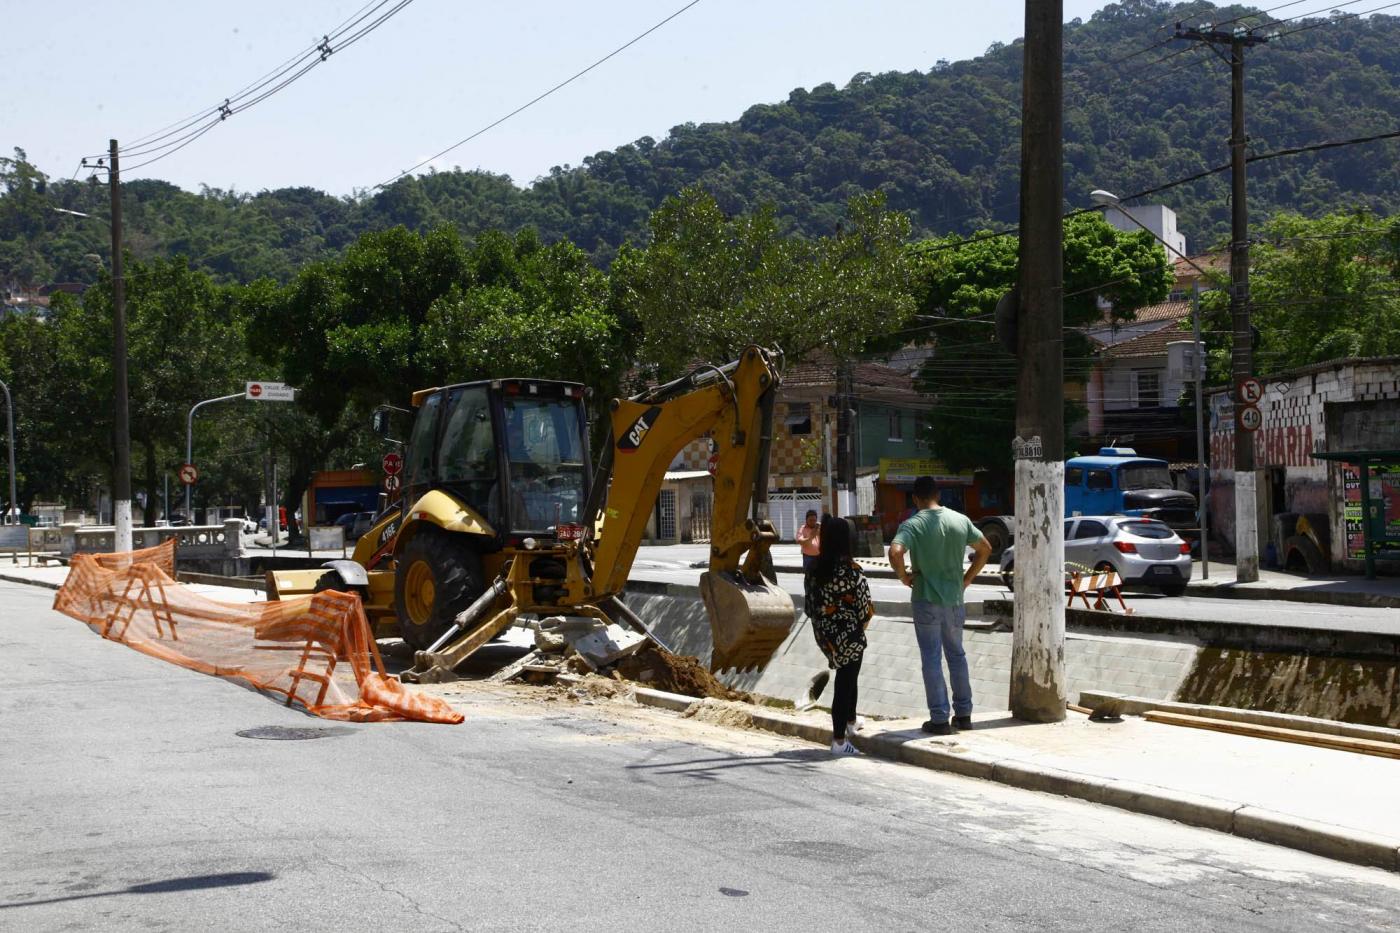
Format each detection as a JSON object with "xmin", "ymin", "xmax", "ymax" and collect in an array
[
  {"xmin": 109, "ymin": 139, "xmax": 133, "ymax": 552},
  {"xmin": 1174, "ymin": 22, "xmax": 1269, "ymax": 581},
  {"xmin": 834, "ymin": 363, "xmax": 857, "ymax": 516},
  {"xmin": 1009, "ymin": 0, "xmax": 1066, "ymax": 722}
]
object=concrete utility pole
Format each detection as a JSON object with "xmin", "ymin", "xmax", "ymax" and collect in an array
[
  {"xmin": 1009, "ymin": 0, "xmax": 1066, "ymax": 722},
  {"xmin": 109, "ymin": 139, "xmax": 133, "ymax": 551},
  {"xmin": 1173, "ymin": 23, "xmax": 1270, "ymax": 581}
]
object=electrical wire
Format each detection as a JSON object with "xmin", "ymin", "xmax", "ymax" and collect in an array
[
  {"xmin": 109, "ymin": 0, "xmax": 417, "ymax": 174},
  {"xmin": 374, "ymin": 0, "xmax": 704, "ymax": 190}
]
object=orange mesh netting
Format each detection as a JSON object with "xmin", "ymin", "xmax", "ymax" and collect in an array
[{"xmin": 52, "ymin": 540, "xmax": 462, "ymax": 724}]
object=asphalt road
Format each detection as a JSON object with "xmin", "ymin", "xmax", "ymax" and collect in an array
[
  {"xmin": 631, "ymin": 546, "xmax": 1400, "ymax": 633},
  {"xmin": 4, "ymin": 580, "xmax": 1400, "ymax": 931}
]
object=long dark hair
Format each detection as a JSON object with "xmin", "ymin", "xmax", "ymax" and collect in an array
[{"xmin": 813, "ymin": 515, "xmax": 854, "ymax": 586}]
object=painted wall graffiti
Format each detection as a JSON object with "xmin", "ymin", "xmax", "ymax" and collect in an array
[{"xmin": 1210, "ymin": 423, "xmax": 1315, "ymax": 470}]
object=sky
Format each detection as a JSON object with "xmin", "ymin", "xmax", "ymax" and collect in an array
[{"xmin": 7, "ymin": 1, "xmax": 1110, "ymax": 196}]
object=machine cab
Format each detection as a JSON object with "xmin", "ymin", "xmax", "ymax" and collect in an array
[{"xmin": 400, "ymin": 378, "xmax": 591, "ymax": 539}]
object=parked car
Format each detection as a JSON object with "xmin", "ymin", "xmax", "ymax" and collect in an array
[
  {"xmin": 334, "ymin": 510, "xmax": 377, "ymax": 543},
  {"xmin": 999, "ymin": 515, "xmax": 1192, "ymax": 596}
]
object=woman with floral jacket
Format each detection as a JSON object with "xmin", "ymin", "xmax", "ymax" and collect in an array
[{"xmin": 808, "ymin": 515, "xmax": 874, "ymax": 755}]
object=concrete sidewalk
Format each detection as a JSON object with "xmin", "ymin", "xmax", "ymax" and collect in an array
[
  {"xmin": 603, "ymin": 678, "xmax": 1400, "ymax": 872},
  {"xmin": 0, "ymin": 563, "xmax": 266, "ymax": 604}
]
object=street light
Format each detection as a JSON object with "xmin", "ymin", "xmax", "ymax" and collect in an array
[{"xmin": 1090, "ymin": 188, "xmax": 1211, "ymax": 579}]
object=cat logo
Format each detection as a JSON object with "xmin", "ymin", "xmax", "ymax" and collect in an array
[{"xmin": 618, "ymin": 406, "xmax": 662, "ymax": 453}]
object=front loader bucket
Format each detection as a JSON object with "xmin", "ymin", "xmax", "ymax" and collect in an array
[{"xmin": 699, "ymin": 570, "xmax": 796, "ymax": 673}]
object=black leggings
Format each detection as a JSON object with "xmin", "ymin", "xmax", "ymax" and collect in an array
[{"xmin": 831, "ymin": 653, "xmax": 863, "ymax": 741}]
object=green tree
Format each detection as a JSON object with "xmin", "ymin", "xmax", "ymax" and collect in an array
[
  {"xmin": 911, "ymin": 212, "xmax": 1173, "ymax": 473},
  {"xmin": 1200, "ymin": 210, "xmax": 1400, "ymax": 380},
  {"xmin": 612, "ymin": 187, "xmax": 914, "ymax": 374}
]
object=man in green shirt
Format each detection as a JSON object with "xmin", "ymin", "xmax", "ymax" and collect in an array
[{"xmin": 888, "ymin": 475, "xmax": 992, "ymax": 735}]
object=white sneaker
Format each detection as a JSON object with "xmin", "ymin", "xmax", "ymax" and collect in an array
[
  {"xmin": 830, "ymin": 738, "xmax": 860, "ymax": 755},
  {"xmin": 848, "ymin": 716, "xmax": 866, "ymax": 734}
]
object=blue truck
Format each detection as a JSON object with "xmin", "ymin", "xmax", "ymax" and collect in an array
[{"xmin": 973, "ymin": 448, "xmax": 1198, "ymax": 559}]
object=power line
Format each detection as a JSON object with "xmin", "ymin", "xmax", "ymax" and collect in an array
[
  {"xmin": 116, "ymin": 0, "xmax": 395, "ymax": 157},
  {"xmin": 374, "ymin": 0, "xmax": 703, "ymax": 190},
  {"xmin": 89, "ymin": 0, "xmax": 418, "ymax": 175}
]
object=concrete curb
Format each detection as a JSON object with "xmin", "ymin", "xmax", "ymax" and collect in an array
[
  {"xmin": 0, "ymin": 572, "xmax": 61, "ymax": 591},
  {"xmin": 558, "ymin": 673, "xmax": 1400, "ymax": 873}
]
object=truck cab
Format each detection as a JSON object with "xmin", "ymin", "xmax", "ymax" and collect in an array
[{"xmin": 1065, "ymin": 447, "xmax": 1197, "ymax": 535}]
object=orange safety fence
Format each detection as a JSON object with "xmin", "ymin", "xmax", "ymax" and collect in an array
[{"xmin": 52, "ymin": 540, "xmax": 462, "ymax": 724}]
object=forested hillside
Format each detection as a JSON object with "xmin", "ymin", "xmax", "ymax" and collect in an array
[{"xmin": 5, "ymin": 0, "xmax": 1400, "ymax": 288}]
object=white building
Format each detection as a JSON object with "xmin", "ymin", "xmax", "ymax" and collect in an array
[{"xmin": 1100, "ymin": 203, "xmax": 1188, "ymax": 261}]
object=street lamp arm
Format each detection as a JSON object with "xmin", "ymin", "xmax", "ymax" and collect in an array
[{"xmin": 184, "ymin": 392, "xmax": 246, "ymax": 520}]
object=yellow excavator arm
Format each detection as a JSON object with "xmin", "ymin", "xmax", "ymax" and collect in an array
[{"xmin": 584, "ymin": 346, "xmax": 795, "ymax": 671}]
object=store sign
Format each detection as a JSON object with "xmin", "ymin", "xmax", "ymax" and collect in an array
[{"xmin": 878, "ymin": 458, "xmax": 973, "ymax": 485}]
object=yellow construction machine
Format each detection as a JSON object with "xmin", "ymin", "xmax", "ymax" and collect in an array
[{"xmin": 267, "ymin": 346, "xmax": 795, "ymax": 682}]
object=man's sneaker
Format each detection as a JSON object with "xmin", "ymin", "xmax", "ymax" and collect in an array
[
  {"xmin": 831, "ymin": 738, "xmax": 860, "ymax": 755},
  {"xmin": 847, "ymin": 716, "xmax": 867, "ymax": 734},
  {"xmin": 954, "ymin": 715, "xmax": 974, "ymax": 731},
  {"xmin": 921, "ymin": 720, "xmax": 953, "ymax": 736}
]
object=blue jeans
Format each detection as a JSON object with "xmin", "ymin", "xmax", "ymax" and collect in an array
[{"xmin": 912, "ymin": 601, "xmax": 972, "ymax": 722}]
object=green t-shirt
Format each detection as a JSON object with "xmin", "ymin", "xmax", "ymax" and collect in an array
[{"xmin": 893, "ymin": 507, "xmax": 985, "ymax": 607}]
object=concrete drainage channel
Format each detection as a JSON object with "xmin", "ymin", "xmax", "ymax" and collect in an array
[{"xmin": 556, "ymin": 672, "xmax": 1400, "ymax": 873}]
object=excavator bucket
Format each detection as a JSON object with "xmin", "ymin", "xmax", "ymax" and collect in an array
[{"xmin": 699, "ymin": 570, "xmax": 796, "ymax": 673}]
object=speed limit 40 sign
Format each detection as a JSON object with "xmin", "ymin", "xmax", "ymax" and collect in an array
[{"xmin": 1237, "ymin": 404, "xmax": 1263, "ymax": 433}]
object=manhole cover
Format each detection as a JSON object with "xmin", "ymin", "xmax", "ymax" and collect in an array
[{"xmin": 235, "ymin": 725, "xmax": 349, "ymax": 741}]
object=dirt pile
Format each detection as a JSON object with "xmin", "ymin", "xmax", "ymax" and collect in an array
[
  {"xmin": 613, "ymin": 644, "xmax": 751, "ymax": 702},
  {"xmin": 682, "ymin": 698, "xmax": 756, "ymax": 729}
]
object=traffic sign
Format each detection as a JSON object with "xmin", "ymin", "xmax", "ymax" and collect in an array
[
  {"xmin": 384, "ymin": 474, "xmax": 402, "ymax": 493},
  {"xmin": 1238, "ymin": 377, "xmax": 1264, "ymax": 405},
  {"xmin": 707, "ymin": 453, "xmax": 719, "ymax": 475},
  {"xmin": 382, "ymin": 452, "xmax": 403, "ymax": 476},
  {"xmin": 178, "ymin": 463, "xmax": 199, "ymax": 485},
  {"xmin": 245, "ymin": 381, "xmax": 297, "ymax": 402},
  {"xmin": 1238, "ymin": 404, "xmax": 1263, "ymax": 433}
]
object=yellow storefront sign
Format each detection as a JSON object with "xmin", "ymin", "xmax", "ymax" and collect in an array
[{"xmin": 878, "ymin": 458, "xmax": 973, "ymax": 485}]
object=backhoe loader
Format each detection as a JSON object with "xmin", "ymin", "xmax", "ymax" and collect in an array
[{"xmin": 267, "ymin": 346, "xmax": 795, "ymax": 680}]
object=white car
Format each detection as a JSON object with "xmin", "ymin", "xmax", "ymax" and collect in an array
[{"xmin": 1000, "ymin": 515, "xmax": 1193, "ymax": 596}]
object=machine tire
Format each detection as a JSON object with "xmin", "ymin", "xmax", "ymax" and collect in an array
[
  {"xmin": 980, "ymin": 522, "xmax": 1010, "ymax": 561},
  {"xmin": 394, "ymin": 530, "xmax": 485, "ymax": 651}
]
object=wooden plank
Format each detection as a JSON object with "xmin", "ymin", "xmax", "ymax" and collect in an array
[{"xmin": 1144, "ymin": 710, "xmax": 1400, "ymax": 760}]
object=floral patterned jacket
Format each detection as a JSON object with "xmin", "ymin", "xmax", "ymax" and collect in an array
[{"xmin": 809, "ymin": 559, "xmax": 874, "ymax": 668}]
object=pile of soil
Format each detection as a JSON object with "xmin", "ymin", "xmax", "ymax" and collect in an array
[
  {"xmin": 682, "ymin": 698, "xmax": 756, "ymax": 729},
  {"xmin": 613, "ymin": 644, "xmax": 751, "ymax": 703}
]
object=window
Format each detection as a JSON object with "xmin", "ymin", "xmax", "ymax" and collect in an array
[
  {"xmin": 438, "ymin": 387, "xmax": 496, "ymax": 484},
  {"xmin": 502, "ymin": 396, "xmax": 586, "ymax": 530},
  {"xmin": 1121, "ymin": 520, "xmax": 1174, "ymax": 540},
  {"xmin": 404, "ymin": 392, "xmax": 442, "ymax": 489},
  {"xmin": 888, "ymin": 409, "xmax": 904, "ymax": 442},
  {"xmin": 784, "ymin": 402, "xmax": 812, "ymax": 437},
  {"xmin": 1121, "ymin": 464, "xmax": 1171, "ymax": 490},
  {"xmin": 1065, "ymin": 467, "xmax": 1084, "ymax": 486},
  {"xmin": 1074, "ymin": 520, "xmax": 1109, "ymax": 540},
  {"xmin": 1064, "ymin": 520, "xmax": 1076, "ymax": 538},
  {"xmin": 1087, "ymin": 469, "xmax": 1113, "ymax": 490},
  {"xmin": 1135, "ymin": 370, "xmax": 1161, "ymax": 408}
]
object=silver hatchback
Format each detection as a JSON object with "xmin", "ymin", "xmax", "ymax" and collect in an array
[{"xmin": 999, "ymin": 515, "xmax": 1193, "ymax": 596}]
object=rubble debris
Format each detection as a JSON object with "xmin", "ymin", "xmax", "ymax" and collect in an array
[{"xmin": 612, "ymin": 644, "xmax": 752, "ymax": 702}]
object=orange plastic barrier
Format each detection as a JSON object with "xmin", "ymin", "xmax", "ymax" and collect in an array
[{"xmin": 52, "ymin": 540, "xmax": 462, "ymax": 724}]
